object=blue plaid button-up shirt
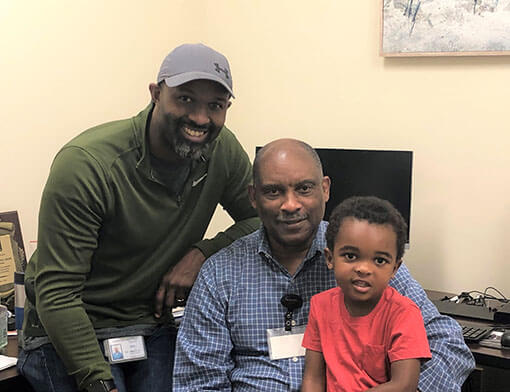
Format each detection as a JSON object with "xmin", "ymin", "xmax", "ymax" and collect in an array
[{"xmin": 174, "ymin": 222, "xmax": 474, "ymax": 391}]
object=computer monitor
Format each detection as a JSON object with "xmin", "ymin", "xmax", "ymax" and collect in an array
[
  {"xmin": 255, "ymin": 147, "xmax": 413, "ymax": 245},
  {"xmin": 316, "ymin": 148, "xmax": 413, "ymax": 245}
]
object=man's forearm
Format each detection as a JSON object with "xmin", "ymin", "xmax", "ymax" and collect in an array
[
  {"xmin": 37, "ymin": 300, "xmax": 112, "ymax": 389},
  {"xmin": 390, "ymin": 265, "xmax": 475, "ymax": 390},
  {"xmin": 417, "ymin": 315, "xmax": 474, "ymax": 391}
]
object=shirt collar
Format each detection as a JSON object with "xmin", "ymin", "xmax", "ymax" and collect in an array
[
  {"xmin": 256, "ymin": 221, "xmax": 328, "ymax": 266},
  {"xmin": 134, "ymin": 103, "xmax": 156, "ymax": 178}
]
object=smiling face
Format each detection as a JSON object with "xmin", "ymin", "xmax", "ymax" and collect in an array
[
  {"xmin": 325, "ymin": 217, "xmax": 401, "ymax": 317},
  {"xmin": 149, "ymin": 79, "xmax": 231, "ymax": 161},
  {"xmin": 249, "ymin": 140, "xmax": 330, "ymax": 259}
]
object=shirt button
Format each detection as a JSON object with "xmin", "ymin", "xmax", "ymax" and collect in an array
[{"xmin": 292, "ymin": 357, "xmax": 298, "ymax": 362}]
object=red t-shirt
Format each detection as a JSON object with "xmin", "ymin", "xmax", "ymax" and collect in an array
[{"xmin": 302, "ymin": 286, "xmax": 431, "ymax": 392}]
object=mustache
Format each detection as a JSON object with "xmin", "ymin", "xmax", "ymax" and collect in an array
[
  {"xmin": 180, "ymin": 119, "xmax": 212, "ymax": 133},
  {"xmin": 276, "ymin": 213, "xmax": 308, "ymax": 223}
]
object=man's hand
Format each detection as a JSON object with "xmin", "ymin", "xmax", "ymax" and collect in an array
[{"xmin": 154, "ymin": 248, "xmax": 206, "ymax": 318}]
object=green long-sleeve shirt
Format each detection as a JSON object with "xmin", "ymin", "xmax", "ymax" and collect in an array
[{"xmin": 23, "ymin": 104, "xmax": 259, "ymax": 389}]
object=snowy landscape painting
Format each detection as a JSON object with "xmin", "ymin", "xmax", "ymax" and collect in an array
[{"xmin": 381, "ymin": 0, "xmax": 510, "ymax": 56}]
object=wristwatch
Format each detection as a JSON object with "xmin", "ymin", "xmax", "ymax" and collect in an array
[{"xmin": 85, "ymin": 379, "xmax": 116, "ymax": 392}]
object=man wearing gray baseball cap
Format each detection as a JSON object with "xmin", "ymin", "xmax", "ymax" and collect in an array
[{"xmin": 18, "ymin": 43, "xmax": 259, "ymax": 392}]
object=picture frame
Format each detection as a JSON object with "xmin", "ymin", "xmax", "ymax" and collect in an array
[
  {"xmin": 0, "ymin": 211, "xmax": 27, "ymax": 273},
  {"xmin": 380, "ymin": 0, "xmax": 510, "ymax": 57}
]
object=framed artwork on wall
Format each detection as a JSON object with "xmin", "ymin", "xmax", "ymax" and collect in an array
[{"xmin": 380, "ymin": 0, "xmax": 510, "ymax": 57}]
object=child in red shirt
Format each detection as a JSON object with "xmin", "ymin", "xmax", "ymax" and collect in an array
[{"xmin": 302, "ymin": 196, "xmax": 431, "ymax": 392}]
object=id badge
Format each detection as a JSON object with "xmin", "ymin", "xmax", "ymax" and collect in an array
[
  {"xmin": 103, "ymin": 336, "xmax": 147, "ymax": 364},
  {"xmin": 266, "ymin": 325, "xmax": 306, "ymax": 360}
]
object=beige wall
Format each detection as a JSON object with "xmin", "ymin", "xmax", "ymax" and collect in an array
[{"xmin": 2, "ymin": 1, "xmax": 509, "ymax": 294}]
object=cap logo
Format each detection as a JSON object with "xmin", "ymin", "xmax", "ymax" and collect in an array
[{"xmin": 214, "ymin": 63, "xmax": 230, "ymax": 80}]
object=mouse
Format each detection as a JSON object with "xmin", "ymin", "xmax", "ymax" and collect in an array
[{"xmin": 501, "ymin": 331, "xmax": 510, "ymax": 347}]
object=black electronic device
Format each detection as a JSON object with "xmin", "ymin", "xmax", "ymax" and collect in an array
[
  {"xmin": 255, "ymin": 147, "xmax": 413, "ymax": 245},
  {"xmin": 316, "ymin": 148, "xmax": 412, "ymax": 240},
  {"xmin": 281, "ymin": 294, "xmax": 303, "ymax": 332},
  {"xmin": 458, "ymin": 323, "xmax": 495, "ymax": 343},
  {"xmin": 433, "ymin": 299, "xmax": 498, "ymax": 321},
  {"xmin": 477, "ymin": 328, "xmax": 510, "ymax": 350},
  {"xmin": 501, "ymin": 331, "xmax": 510, "ymax": 347},
  {"xmin": 433, "ymin": 297, "xmax": 510, "ymax": 323},
  {"xmin": 7, "ymin": 313, "xmax": 15, "ymax": 331}
]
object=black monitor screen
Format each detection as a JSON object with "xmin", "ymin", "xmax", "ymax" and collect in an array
[{"xmin": 256, "ymin": 147, "xmax": 413, "ymax": 244}]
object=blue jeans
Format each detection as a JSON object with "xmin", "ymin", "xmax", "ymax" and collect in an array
[{"xmin": 17, "ymin": 326, "xmax": 176, "ymax": 392}]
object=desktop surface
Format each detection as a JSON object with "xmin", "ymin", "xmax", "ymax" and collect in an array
[
  {"xmin": 427, "ymin": 290, "xmax": 510, "ymax": 368},
  {"xmin": 0, "ymin": 336, "xmax": 19, "ymax": 382},
  {"xmin": 0, "ymin": 336, "xmax": 33, "ymax": 392},
  {"xmin": 427, "ymin": 289, "xmax": 510, "ymax": 392}
]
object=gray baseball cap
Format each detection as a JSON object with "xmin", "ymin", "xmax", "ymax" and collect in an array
[{"xmin": 157, "ymin": 43, "xmax": 234, "ymax": 98}]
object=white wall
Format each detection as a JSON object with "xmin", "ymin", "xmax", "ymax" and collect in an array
[{"xmin": 2, "ymin": 1, "xmax": 510, "ymax": 295}]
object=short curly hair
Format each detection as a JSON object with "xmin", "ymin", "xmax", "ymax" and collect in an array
[{"xmin": 325, "ymin": 196, "xmax": 408, "ymax": 260}]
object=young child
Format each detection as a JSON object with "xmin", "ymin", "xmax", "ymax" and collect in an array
[{"xmin": 302, "ymin": 196, "xmax": 431, "ymax": 392}]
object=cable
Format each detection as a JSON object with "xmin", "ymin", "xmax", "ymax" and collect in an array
[{"xmin": 484, "ymin": 287, "xmax": 509, "ymax": 303}]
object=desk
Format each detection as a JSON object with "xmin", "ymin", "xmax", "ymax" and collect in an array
[
  {"xmin": 427, "ymin": 290, "xmax": 510, "ymax": 392},
  {"xmin": 0, "ymin": 336, "xmax": 32, "ymax": 392},
  {"xmin": 3, "ymin": 294, "xmax": 510, "ymax": 392}
]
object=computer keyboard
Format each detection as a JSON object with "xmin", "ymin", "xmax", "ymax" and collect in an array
[{"xmin": 459, "ymin": 323, "xmax": 495, "ymax": 343}]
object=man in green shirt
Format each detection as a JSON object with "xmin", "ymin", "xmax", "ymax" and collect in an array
[{"xmin": 18, "ymin": 43, "xmax": 259, "ymax": 392}]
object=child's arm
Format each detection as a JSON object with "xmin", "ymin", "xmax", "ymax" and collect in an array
[
  {"xmin": 301, "ymin": 349, "xmax": 326, "ymax": 392},
  {"xmin": 366, "ymin": 358, "xmax": 421, "ymax": 392}
]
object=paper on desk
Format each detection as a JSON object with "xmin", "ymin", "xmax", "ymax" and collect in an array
[{"xmin": 0, "ymin": 355, "xmax": 17, "ymax": 371}]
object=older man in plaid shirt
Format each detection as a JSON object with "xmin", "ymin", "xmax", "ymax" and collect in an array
[{"xmin": 174, "ymin": 139, "xmax": 474, "ymax": 392}]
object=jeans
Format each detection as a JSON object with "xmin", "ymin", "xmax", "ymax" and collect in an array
[{"xmin": 17, "ymin": 326, "xmax": 176, "ymax": 392}]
